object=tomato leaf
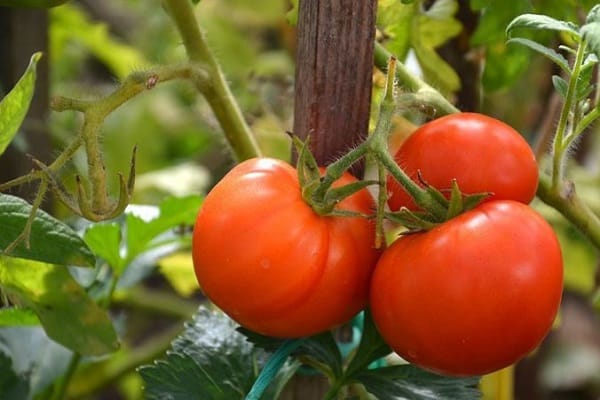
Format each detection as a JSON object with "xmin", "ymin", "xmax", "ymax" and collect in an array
[
  {"xmin": 355, "ymin": 365, "xmax": 480, "ymax": 399},
  {"xmin": 506, "ymin": 37, "xmax": 570, "ymax": 73},
  {"xmin": 0, "ymin": 194, "xmax": 95, "ymax": 267},
  {"xmin": 552, "ymin": 75, "xmax": 569, "ymax": 99},
  {"xmin": 0, "ymin": 307, "xmax": 39, "ymax": 326},
  {"xmin": 83, "ymin": 222, "xmax": 124, "ymax": 272},
  {"xmin": 580, "ymin": 21, "xmax": 600, "ymax": 60},
  {"xmin": 139, "ymin": 306, "xmax": 298, "ymax": 400},
  {"xmin": 0, "ymin": 352, "xmax": 29, "ymax": 400},
  {"xmin": 125, "ymin": 195, "xmax": 201, "ymax": 264},
  {"xmin": 506, "ymin": 14, "xmax": 580, "ymax": 38},
  {"xmin": 0, "ymin": 327, "xmax": 72, "ymax": 398},
  {"xmin": 344, "ymin": 310, "xmax": 391, "ymax": 378},
  {"xmin": 0, "ymin": 257, "xmax": 118, "ymax": 356},
  {"xmin": 0, "ymin": 52, "xmax": 41, "ymax": 157},
  {"xmin": 239, "ymin": 327, "xmax": 344, "ymax": 379}
]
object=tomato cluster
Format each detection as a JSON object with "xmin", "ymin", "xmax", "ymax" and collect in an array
[
  {"xmin": 192, "ymin": 112, "xmax": 563, "ymax": 377},
  {"xmin": 373, "ymin": 113, "xmax": 563, "ymax": 376}
]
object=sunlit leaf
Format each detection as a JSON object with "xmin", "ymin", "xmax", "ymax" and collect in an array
[
  {"xmin": 83, "ymin": 222, "xmax": 124, "ymax": 272},
  {"xmin": 157, "ymin": 252, "xmax": 198, "ymax": 297},
  {"xmin": 139, "ymin": 306, "xmax": 298, "ymax": 400},
  {"xmin": 0, "ymin": 194, "xmax": 95, "ymax": 267},
  {"xmin": 414, "ymin": 45, "xmax": 461, "ymax": 93},
  {"xmin": 0, "ymin": 257, "xmax": 118, "ymax": 356},
  {"xmin": 50, "ymin": 4, "xmax": 148, "ymax": 79},
  {"xmin": 0, "ymin": 307, "xmax": 39, "ymax": 326},
  {"xmin": 0, "ymin": 52, "xmax": 41, "ymax": 156},
  {"xmin": 125, "ymin": 195, "xmax": 201, "ymax": 263}
]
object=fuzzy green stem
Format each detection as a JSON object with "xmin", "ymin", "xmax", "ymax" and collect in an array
[
  {"xmin": 50, "ymin": 353, "xmax": 81, "ymax": 400},
  {"xmin": 163, "ymin": 0, "xmax": 261, "ymax": 161},
  {"xmin": 373, "ymin": 42, "xmax": 459, "ymax": 116},
  {"xmin": 551, "ymin": 40, "xmax": 587, "ymax": 189},
  {"xmin": 536, "ymin": 175, "xmax": 600, "ymax": 249},
  {"xmin": 370, "ymin": 57, "xmax": 447, "ymax": 219}
]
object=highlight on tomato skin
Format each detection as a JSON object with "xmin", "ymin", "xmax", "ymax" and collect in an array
[
  {"xmin": 191, "ymin": 157, "xmax": 381, "ymax": 338},
  {"xmin": 369, "ymin": 200, "xmax": 564, "ymax": 377},
  {"xmin": 387, "ymin": 112, "xmax": 539, "ymax": 212}
]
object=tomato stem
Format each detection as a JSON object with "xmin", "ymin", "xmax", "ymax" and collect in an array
[
  {"xmin": 162, "ymin": 0, "xmax": 262, "ymax": 161},
  {"xmin": 551, "ymin": 39, "xmax": 587, "ymax": 189},
  {"xmin": 369, "ymin": 57, "xmax": 448, "ymax": 221}
]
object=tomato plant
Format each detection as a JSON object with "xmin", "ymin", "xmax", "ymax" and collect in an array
[
  {"xmin": 387, "ymin": 113, "xmax": 539, "ymax": 211},
  {"xmin": 370, "ymin": 200, "xmax": 563, "ymax": 376},
  {"xmin": 192, "ymin": 157, "xmax": 380, "ymax": 338}
]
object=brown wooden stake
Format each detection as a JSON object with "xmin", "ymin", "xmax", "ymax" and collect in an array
[
  {"xmin": 292, "ymin": 0, "xmax": 376, "ymax": 178},
  {"xmin": 283, "ymin": 1, "xmax": 376, "ymax": 398}
]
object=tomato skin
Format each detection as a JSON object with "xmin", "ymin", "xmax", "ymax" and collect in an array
[
  {"xmin": 387, "ymin": 113, "xmax": 539, "ymax": 211},
  {"xmin": 370, "ymin": 200, "xmax": 563, "ymax": 376},
  {"xmin": 192, "ymin": 158, "xmax": 380, "ymax": 338}
]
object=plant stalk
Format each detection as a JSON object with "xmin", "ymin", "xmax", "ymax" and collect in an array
[
  {"xmin": 551, "ymin": 40, "xmax": 587, "ymax": 188},
  {"xmin": 162, "ymin": 0, "xmax": 261, "ymax": 161}
]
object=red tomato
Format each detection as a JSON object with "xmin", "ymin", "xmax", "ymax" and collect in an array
[
  {"xmin": 370, "ymin": 200, "xmax": 563, "ymax": 376},
  {"xmin": 193, "ymin": 158, "xmax": 380, "ymax": 338},
  {"xmin": 387, "ymin": 113, "xmax": 538, "ymax": 211}
]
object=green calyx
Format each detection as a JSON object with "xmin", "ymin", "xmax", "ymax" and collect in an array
[{"xmin": 294, "ymin": 57, "xmax": 490, "ymax": 239}]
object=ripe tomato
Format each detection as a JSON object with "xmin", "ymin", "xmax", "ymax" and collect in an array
[
  {"xmin": 370, "ymin": 200, "xmax": 563, "ymax": 376},
  {"xmin": 387, "ymin": 113, "xmax": 538, "ymax": 211},
  {"xmin": 193, "ymin": 158, "xmax": 380, "ymax": 338}
]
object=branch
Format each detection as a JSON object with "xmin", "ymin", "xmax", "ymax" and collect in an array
[
  {"xmin": 162, "ymin": 0, "xmax": 261, "ymax": 161},
  {"xmin": 373, "ymin": 42, "xmax": 460, "ymax": 116},
  {"xmin": 536, "ymin": 175, "xmax": 600, "ymax": 250}
]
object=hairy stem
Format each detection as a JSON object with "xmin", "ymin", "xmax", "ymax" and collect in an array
[
  {"xmin": 551, "ymin": 40, "xmax": 587, "ymax": 188},
  {"xmin": 537, "ymin": 175, "xmax": 600, "ymax": 250},
  {"xmin": 163, "ymin": 0, "xmax": 261, "ymax": 161},
  {"xmin": 373, "ymin": 42, "xmax": 459, "ymax": 116}
]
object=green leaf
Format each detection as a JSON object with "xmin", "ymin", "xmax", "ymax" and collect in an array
[
  {"xmin": 83, "ymin": 222, "xmax": 124, "ymax": 272},
  {"xmin": 586, "ymin": 4, "xmax": 600, "ymax": 23},
  {"xmin": 0, "ymin": 352, "xmax": 29, "ymax": 400},
  {"xmin": 507, "ymin": 37, "xmax": 570, "ymax": 73},
  {"xmin": 506, "ymin": 14, "xmax": 580, "ymax": 38},
  {"xmin": 0, "ymin": 52, "xmax": 41, "ymax": 157},
  {"xmin": 0, "ymin": 307, "xmax": 39, "ymax": 326},
  {"xmin": 345, "ymin": 310, "xmax": 392, "ymax": 378},
  {"xmin": 239, "ymin": 328, "xmax": 344, "ymax": 379},
  {"xmin": 0, "ymin": 0, "xmax": 68, "ymax": 7},
  {"xmin": 413, "ymin": 45, "xmax": 461, "ymax": 93},
  {"xmin": 125, "ymin": 195, "xmax": 202, "ymax": 263},
  {"xmin": 377, "ymin": 0, "xmax": 415, "ymax": 60},
  {"xmin": 50, "ymin": 4, "xmax": 148, "ymax": 79},
  {"xmin": 0, "ymin": 194, "xmax": 95, "ymax": 267},
  {"xmin": 0, "ymin": 327, "xmax": 72, "ymax": 398},
  {"xmin": 139, "ymin": 306, "xmax": 298, "ymax": 400},
  {"xmin": 356, "ymin": 365, "xmax": 480, "ymax": 400},
  {"xmin": 0, "ymin": 257, "xmax": 118, "ymax": 356},
  {"xmin": 552, "ymin": 75, "xmax": 568, "ymax": 99},
  {"xmin": 581, "ymin": 21, "xmax": 600, "ymax": 59}
]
